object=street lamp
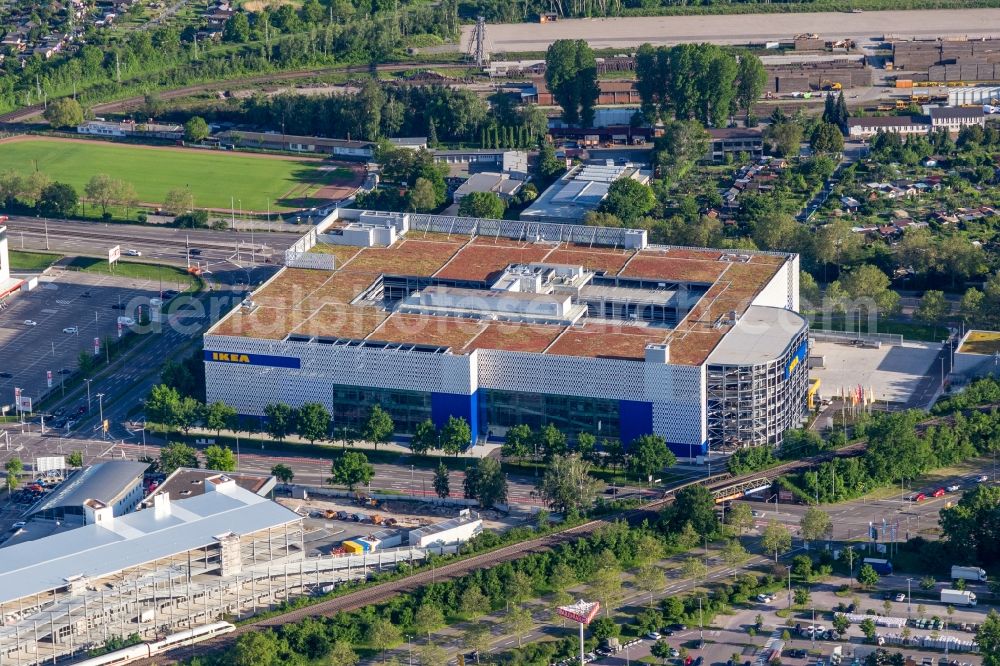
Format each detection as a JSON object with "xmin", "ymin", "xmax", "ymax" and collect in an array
[
  {"xmin": 906, "ymin": 578, "xmax": 913, "ymax": 617},
  {"xmin": 96, "ymin": 393, "xmax": 105, "ymax": 440},
  {"xmin": 84, "ymin": 378, "xmax": 92, "ymax": 413}
]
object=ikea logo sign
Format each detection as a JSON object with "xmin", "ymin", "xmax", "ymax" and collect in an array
[
  {"xmin": 204, "ymin": 350, "xmax": 301, "ymax": 369},
  {"xmin": 211, "ymin": 352, "xmax": 251, "ymax": 363}
]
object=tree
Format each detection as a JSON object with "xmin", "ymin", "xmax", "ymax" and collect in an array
[
  {"xmin": 857, "ymin": 563, "xmax": 880, "ymax": 589},
  {"xmin": 433, "ymin": 463, "xmax": 450, "ymax": 499},
  {"xmin": 363, "ymin": 404, "xmax": 394, "ymax": 449},
  {"xmin": 833, "ymin": 613, "xmax": 851, "ymax": 637},
  {"xmin": 458, "ymin": 191, "xmax": 505, "ymax": 219},
  {"xmin": 919, "ymin": 576, "xmax": 936, "ymax": 591},
  {"xmin": 839, "ymin": 265, "xmax": 900, "ymax": 314},
  {"xmin": 765, "ymin": 121, "xmax": 804, "ymax": 158},
  {"xmin": 727, "ymin": 502, "xmax": 754, "ymax": 535},
  {"xmin": 503, "ymin": 606, "xmax": 533, "ymax": 647},
  {"xmin": 67, "ymin": 451, "xmax": 84, "ymax": 468},
  {"xmin": 223, "ymin": 12, "xmax": 251, "ymax": 42},
  {"xmin": 411, "ymin": 419, "xmax": 438, "ymax": 455},
  {"xmin": 38, "ymin": 182, "xmax": 78, "ymax": 218},
  {"xmin": 916, "ymin": 290, "xmax": 949, "ymax": 323},
  {"xmin": 118, "ymin": 181, "xmax": 139, "ymax": 219},
  {"xmin": 653, "ymin": 119, "xmax": 710, "ymax": 177},
  {"xmin": 184, "ymin": 116, "xmax": 211, "ymax": 143},
  {"xmin": 977, "ymin": 608, "xmax": 1000, "ymax": 666},
  {"xmin": 537, "ymin": 452, "xmax": 600, "ymax": 514},
  {"xmin": 860, "ymin": 617, "xmax": 877, "ymax": 642},
  {"xmin": 736, "ymin": 53, "xmax": 768, "ymax": 118},
  {"xmin": 5, "ymin": 457, "xmax": 23, "ymax": 492},
  {"xmin": 464, "ymin": 457, "xmax": 507, "ymax": 509},
  {"xmin": 545, "ymin": 39, "xmax": 599, "ymax": 126},
  {"xmin": 794, "ymin": 587, "xmax": 811, "ymax": 606},
  {"xmin": 20, "ymin": 171, "xmax": 50, "ymax": 208},
  {"xmin": 634, "ymin": 565, "xmax": 666, "ymax": 607},
  {"xmin": 761, "ymin": 520, "xmax": 792, "ymax": 562},
  {"xmin": 234, "ymin": 630, "xmax": 280, "ymax": 666},
  {"xmin": 160, "ymin": 442, "xmax": 199, "ymax": 475},
  {"xmin": 409, "ymin": 177, "xmax": 438, "ymax": 213},
  {"xmin": 589, "ymin": 615, "xmax": 620, "ymax": 642},
  {"xmin": 163, "ymin": 188, "xmax": 195, "ymax": 215},
  {"xmin": 264, "ymin": 403, "xmax": 296, "ymax": 442},
  {"xmin": 502, "ymin": 424, "xmax": 532, "ymax": 464},
  {"xmin": 799, "ymin": 507, "xmax": 832, "ymax": 547},
  {"xmin": 629, "ymin": 434, "xmax": 676, "ymax": 483},
  {"xmin": 811, "ymin": 122, "xmax": 845, "ymax": 154},
  {"xmin": 328, "ymin": 641, "xmax": 359, "ymax": 666},
  {"xmin": 146, "ymin": 384, "xmax": 182, "ymax": 427},
  {"xmin": 0, "ymin": 170, "xmax": 25, "ymax": 207},
  {"xmin": 43, "ymin": 97, "xmax": 84, "ymax": 128},
  {"xmin": 413, "ymin": 603, "xmax": 445, "ymax": 640},
  {"xmin": 418, "ymin": 644, "xmax": 446, "ymax": 666},
  {"xmin": 203, "ymin": 444, "xmax": 236, "ymax": 472},
  {"xmin": 651, "ymin": 640, "xmax": 673, "ymax": 665},
  {"xmin": 792, "ymin": 554, "xmax": 813, "ymax": 579},
  {"xmin": 441, "ymin": 416, "xmax": 471, "ymax": 455},
  {"xmin": 599, "ymin": 179, "xmax": 656, "ymax": 223},
  {"xmin": 367, "ymin": 617, "xmax": 402, "ymax": 661},
  {"xmin": 534, "ymin": 424, "xmax": 568, "ymax": 463},
  {"xmin": 535, "ymin": 140, "xmax": 564, "ymax": 181},
  {"xmin": 721, "ymin": 539, "xmax": 750, "ymax": 577},
  {"xmin": 591, "ymin": 565, "xmax": 624, "ymax": 614},
  {"xmin": 459, "ymin": 586, "xmax": 491, "ymax": 617},
  {"xmin": 271, "ymin": 463, "xmax": 294, "ymax": 484},
  {"xmin": 681, "ymin": 556, "xmax": 708, "ymax": 590},
  {"xmin": 330, "ymin": 451, "xmax": 374, "ymax": 491},
  {"xmin": 297, "ymin": 402, "xmax": 330, "ymax": 443},
  {"xmin": 204, "ymin": 401, "xmax": 236, "ymax": 435},
  {"xmin": 85, "ymin": 174, "xmax": 120, "ymax": 217},
  {"xmin": 669, "ymin": 484, "xmax": 719, "ymax": 536}
]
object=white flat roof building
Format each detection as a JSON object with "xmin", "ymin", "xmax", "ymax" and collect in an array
[
  {"xmin": 520, "ymin": 163, "xmax": 652, "ymax": 224},
  {"xmin": 408, "ymin": 510, "xmax": 482, "ymax": 548}
]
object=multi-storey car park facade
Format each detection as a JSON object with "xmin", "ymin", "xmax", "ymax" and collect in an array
[{"xmin": 204, "ymin": 211, "xmax": 809, "ymax": 456}]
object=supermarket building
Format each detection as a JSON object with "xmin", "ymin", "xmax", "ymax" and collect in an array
[{"xmin": 204, "ymin": 211, "xmax": 809, "ymax": 456}]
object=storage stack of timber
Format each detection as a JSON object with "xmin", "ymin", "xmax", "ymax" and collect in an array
[
  {"xmin": 894, "ymin": 39, "xmax": 1000, "ymax": 82},
  {"xmin": 764, "ymin": 59, "xmax": 872, "ymax": 93}
]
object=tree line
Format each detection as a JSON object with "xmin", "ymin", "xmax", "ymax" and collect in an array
[{"xmin": 6, "ymin": 0, "xmax": 456, "ymax": 116}]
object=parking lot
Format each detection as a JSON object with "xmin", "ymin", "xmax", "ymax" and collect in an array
[
  {"xmin": 809, "ymin": 340, "xmax": 943, "ymax": 407},
  {"xmin": 0, "ymin": 271, "xmax": 175, "ymax": 412}
]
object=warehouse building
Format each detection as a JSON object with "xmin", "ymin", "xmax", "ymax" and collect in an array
[
  {"xmin": 409, "ymin": 510, "xmax": 483, "ymax": 548},
  {"xmin": 0, "ymin": 475, "xmax": 304, "ymax": 665},
  {"xmin": 204, "ymin": 210, "xmax": 808, "ymax": 456},
  {"xmin": 520, "ymin": 163, "xmax": 653, "ymax": 224},
  {"xmin": 22, "ymin": 460, "xmax": 149, "ymax": 527}
]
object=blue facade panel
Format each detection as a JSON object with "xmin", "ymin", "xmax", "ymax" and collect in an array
[
  {"xmin": 431, "ymin": 391, "xmax": 479, "ymax": 445},
  {"xmin": 618, "ymin": 400, "xmax": 653, "ymax": 448},
  {"xmin": 667, "ymin": 440, "xmax": 708, "ymax": 458}
]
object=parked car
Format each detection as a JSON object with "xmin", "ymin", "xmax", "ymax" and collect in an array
[
  {"xmin": 645, "ymin": 632, "xmax": 661, "ymax": 640},
  {"xmin": 0, "ymin": 372, "xmax": 11, "ymax": 378},
  {"xmin": 933, "ymin": 488, "xmax": 946, "ymax": 498},
  {"xmin": 977, "ymin": 475, "xmax": 990, "ymax": 483},
  {"xmin": 63, "ymin": 326, "xmax": 78, "ymax": 334},
  {"xmin": 947, "ymin": 484, "xmax": 961, "ymax": 492},
  {"xmin": 23, "ymin": 320, "xmax": 36, "ymax": 326},
  {"xmin": 914, "ymin": 492, "xmax": 927, "ymax": 502},
  {"xmin": 895, "ymin": 593, "xmax": 906, "ymax": 602}
]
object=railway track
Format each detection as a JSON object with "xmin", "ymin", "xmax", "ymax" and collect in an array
[
  {"xmin": 143, "ymin": 404, "xmax": 995, "ymax": 664},
  {"xmin": 0, "ymin": 62, "xmax": 470, "ymax": 124}
]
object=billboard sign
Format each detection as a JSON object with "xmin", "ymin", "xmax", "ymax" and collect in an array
[
  {"xmin": 108, "ymin": 245, "xmax": 121, "ymax": 264},
  {"xmin": 94, "ymin": 337, "xmax": 101, "ymax": 354},
  {"xmin": 46, "ymin": 370, "xmax": 52, "ymax": 388},
  {"xmin": 18, "ymin": 395, "xmax": 31, "ymax": 412},
  {"xmin": 556, "ymin": 600, "xmax": 600, "ymax": 625},
  {"xmin": 36, "ymin": 456, "xmax": 65, "ymax": 473}
]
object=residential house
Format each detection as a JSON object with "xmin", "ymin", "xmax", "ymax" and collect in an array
[
  {"xmin": 452, "ymin": 172, "xmax": 524, "ymax": 203},
  {"xmin": 706, "ymin": 128, "xmax": 764, "ymax": 163}
]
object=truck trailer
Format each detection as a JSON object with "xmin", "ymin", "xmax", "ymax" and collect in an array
[
  {"xmin": 940, "ymin": 589, "xmax": 977, "ymax": 606},
  {"xmin": 951, "ymin": 566, "xmax": 988, "ymax": 582}
]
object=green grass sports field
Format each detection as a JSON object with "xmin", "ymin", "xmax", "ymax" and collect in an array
[{"xmin": 0, "ymin": 137, "xmax": 356, "ymax": 212}]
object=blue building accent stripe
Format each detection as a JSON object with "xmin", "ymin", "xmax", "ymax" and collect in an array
[
  {"xmin": 204, "ymin": 350, "xmax": 301, "ymax": 369},
  {"xmin": 431, "ymin": 391, "xmax": 479, "ymax": 445},
  {"xmin": 618, "ymin": 400, "xmax": 653, "ymax": 448},
  {"xmin": 785, "ymin": 339, "xmax": 808, "ymax": 379},
  {"xmin": 667, "ymin": 440, "xmax": 708, "ymax": 459}
]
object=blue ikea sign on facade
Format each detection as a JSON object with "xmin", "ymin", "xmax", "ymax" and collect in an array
[
  {"xmin": 785, "ymin": 339, "xmax": 808, "ymax": 379},
  {"xmin": 204, "ymin": 350, "xmax": 301, "ymax": 369}
]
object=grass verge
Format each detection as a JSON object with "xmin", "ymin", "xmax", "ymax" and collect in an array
[{"xmin": 8, "ymin": 250, "xmax": 62, "ymax": 271}]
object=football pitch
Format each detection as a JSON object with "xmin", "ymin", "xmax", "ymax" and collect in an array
[{"xmin": 0, "ymin": 137, "xmax": 359, "ymax": 212}]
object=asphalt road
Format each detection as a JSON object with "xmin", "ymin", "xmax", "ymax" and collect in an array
[
  {"xmin": 468, "ymin": 8, "xmax": 1000, "ymax": 51},
  {"xmin": 4, "ymin": 216, "xmax": 299, "ymax": 282}
]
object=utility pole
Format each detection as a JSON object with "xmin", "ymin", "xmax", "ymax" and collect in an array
[
  {"xmin": 84, "ymin": 378, "xmax": 92, "ymax": 413},
  {"xmin": 97, "ymin": 393, "xmax": 105, "ymax": 440}
]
